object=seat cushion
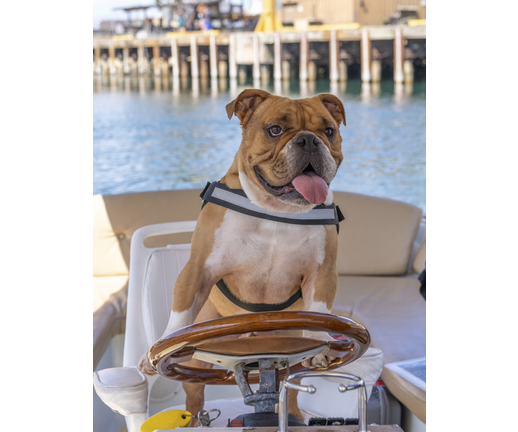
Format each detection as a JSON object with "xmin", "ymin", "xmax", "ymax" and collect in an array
[
  {"xmin": 93, "ymin": 275, "xmax": 128, "ymax": 369},
  {"xmin": 93, "ymin": 366, "xmax": 148, "ymax": 415},
  {"xmin": 333, "ymin": 192, "xmax": 423, "ymax": 275},
  {"xmin": 332, "ymin": 276, "xmax": 425, "ymax": 364},
  {"xmin": 141, "ymin": 244, "xmax": 192, "ymax": 346}
]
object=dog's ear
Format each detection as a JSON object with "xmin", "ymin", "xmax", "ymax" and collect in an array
[
  {"xmin": 226, "ymin": 89, "xmax": 272, "ymax": 123},
  {"xmin": 317, "ymin": 93, "xmax": 346, "ymax": 126}
]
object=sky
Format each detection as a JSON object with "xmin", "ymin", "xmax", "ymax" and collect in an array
[{"xmin": 92, "ymin": 0, "xmax": 264, "ymax": 29}]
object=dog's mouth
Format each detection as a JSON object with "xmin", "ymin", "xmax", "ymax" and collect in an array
[{"xmin": 254, "ymin": 164, "xmax": 329, "ymax": 205}]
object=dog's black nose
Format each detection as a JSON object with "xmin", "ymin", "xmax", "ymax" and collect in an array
[{"xmin": 296, "ymin": 133, "xmax": 319, "ymax": 153}]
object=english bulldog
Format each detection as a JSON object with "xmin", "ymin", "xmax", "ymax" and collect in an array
[{"xmin": 138, "ymin": 89, "xmax": 345, "ymax": 421}]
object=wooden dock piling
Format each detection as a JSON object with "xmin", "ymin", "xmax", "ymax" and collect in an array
[
  {"xmin": 180, "ymin": 52, "xmax": 189, "ymax": 79},
  {"xmin": 190, "ymin": 36, "xmax": 199, "ymax": 79},
  {"xmin": 210, "ymin": 35, "xmax": 218, "ymax": 79},
  {"xmin": 200, "ymin": 53, "xmax": 209, "ymax": 79},
  {"xmin": 361, "ymin": 28, "xmax": 371, "ymax": 82},
  {"xmin": 153, "ymin": 42, "xmax": 160, "ymax": 76},
  {"xmin": 338, "ymin": 60, "xmax": 347, "ymax": 82},
  {"xmin": 274, "ymin": 32, "xmax": 282, "ymax": 81},
  {"xmin": 171, "ymin": 38, "xmax": 179, "ymax": 78},
  {"xmin": 329, "ymin": 30, "xmax": 338, "ymax": 83},
  {"xmin": 299, "ymin": 32, "xmax": 308, "ymax": 81},
  {"xmin": 94, "ymin": 45, "xmax": 101, "ymax": 75},
  {"xmin": 123, "ymin": 46, "xmax": 129, "ymax": 75},
  {"xmin": 218, "ymin": 58, "xmax": 227, "ymax": 79},
  {"xmin": 229, "ymin": 34, "xmax": 237, "ymax": 79},
  {"xmin": 308, "ymin": 61, "xmax": 316, "ymax": 81},
  {"xmin": 108, "ymin": 44, "xmax": 116, "ymax": 75},
  {"xmin": 404, "ymin": 60, "xmax": 414, "ymax": 84},
  {"xmin": 371, "ymin": 60, "xmax": 381, "ymax": 83},
  {"xmin": 282, "ymin": 60, "xmax": 290, "ymax": 81},
  {"xmin": 253, "ymin": 34, "xmax": 261, "ymax": 81},
  {"xmin": 238, "ymin": 66, "xmax": 248, "ymax": 84},
  {"xmin": 261, "ymin": 65, "xmax": 270, "ymax": 83},
  {"xmin": 394, "ymin": 27, "xmax": 404, "ymax": 84},
  {"xmin": 94, "ymin": 24, "xmax": 425, "ymax": 86},
  {"xmin": 137, "ymin": 42, "xmax": 146, "ymax": 75},
  {"xmin": 161, "ymin": 56, "xmax": 169, "ymax": 77}
]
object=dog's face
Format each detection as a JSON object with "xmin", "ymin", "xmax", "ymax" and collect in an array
[{"xmin": 226, "ymin": 89, "xmax": 344, "ymax": 212}]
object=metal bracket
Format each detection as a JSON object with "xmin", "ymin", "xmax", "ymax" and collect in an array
[
  {"xmin": 234, "ymin": 358, "xmax": 282, "ymax": 413},
  {"xmin": 278, "ymin": 371, "xmax": 369, "ymax": 432}
]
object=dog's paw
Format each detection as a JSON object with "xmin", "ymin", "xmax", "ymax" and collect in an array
[
  {"xmin": 301, "ymin": 353, "xmax": 334, "ymax": 368},
  {"xmin": 137, "ymin": 353, "xmax": 157, "ymax": 375},
  {"xmin": 301, "ymin": 330, "xmax": 335, "ymax": 368}
]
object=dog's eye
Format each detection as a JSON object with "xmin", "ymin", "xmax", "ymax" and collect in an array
[
  {"xmin": 269, "ymin": 126, "xmax": 283, "ymax": 136},
  {"xmin": 325, "ymin": 127, "xmax": 334, "ymax": 137}
]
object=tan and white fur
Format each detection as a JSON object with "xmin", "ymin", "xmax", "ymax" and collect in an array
[{"xmin": 138, "ymin": 89, "xmax": 346, "ymax": 422}]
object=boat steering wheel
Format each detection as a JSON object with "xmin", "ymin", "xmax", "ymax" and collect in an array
[{"xmin": 148, "ymin": 311, "xmax": 370, "ymax": 385}]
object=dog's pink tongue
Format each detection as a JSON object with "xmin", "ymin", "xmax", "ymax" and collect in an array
[{"xmin": 292, "ymin": 171, "xmax": 328, "ymax": 204}]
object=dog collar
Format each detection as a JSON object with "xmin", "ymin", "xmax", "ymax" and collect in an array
[{"xmin": 200, "ymin": 181, "xmax": 344, "ymax": 229}]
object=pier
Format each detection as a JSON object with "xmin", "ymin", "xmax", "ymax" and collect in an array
[{"xmin": 93, "ymin": 24, "xmax": 425, "ymax": 85}]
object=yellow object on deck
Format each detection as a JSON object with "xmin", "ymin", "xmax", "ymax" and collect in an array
[
  {"xmin": 140, "ymin": 410, "xmax": 192, "ymax": 432},
  {"xmin": 255, "ymin": 0, "xmax": 284, "ymax": 32}
]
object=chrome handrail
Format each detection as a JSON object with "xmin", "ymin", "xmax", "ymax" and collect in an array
[{"xmin": 278, "ymin": 371, "xmax": 368, "ymax": 432}]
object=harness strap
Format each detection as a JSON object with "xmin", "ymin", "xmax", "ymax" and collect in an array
[
  {"xmin": 216, "ymin": 279, "xmax": 303, "ymax": 313},
  {"xmin": 200, "ymin": 181, "xmax": 344, "ymax": 232},
  {"xmin": 201, "ymin": 181, "xmax": 342, "ymax": 312}
]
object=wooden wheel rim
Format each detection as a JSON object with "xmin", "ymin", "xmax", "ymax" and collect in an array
[{"xmin": 149, "ymin": 311, "xmax": 370, "ymax": 385}]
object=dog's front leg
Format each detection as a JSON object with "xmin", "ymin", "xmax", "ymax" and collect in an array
[
  {"xmin": 301, "ymin": 226, "xmax": 339, "ymax": 368},
  {"xmin": 137, "ymin": 258, "xmax": 215, "ymax": 374},
  {"xmin": 181, "ymin": 298, "xmax": 222, "ymax": 425}
]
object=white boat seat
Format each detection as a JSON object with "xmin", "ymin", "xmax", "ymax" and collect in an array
[
  {"xmin": 93, "ymin": 191, "xmax": 202, "ymax": 370},
  {"xmin": 94, "ymin": 221, "xmax": 197, "ymax": 432},
  {"xmin": 333, "ymin": 276, "xmax": 425, "ymax": 364}
]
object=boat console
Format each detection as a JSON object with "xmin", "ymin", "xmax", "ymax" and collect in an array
[{"xmin": 142, "ymin": 311, "xmax": 403, "ymax": 432}]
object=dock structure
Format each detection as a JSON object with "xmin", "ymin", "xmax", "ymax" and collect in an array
[{"xmin": 93, "ymin": 24, "xmax": 425, "ymax": 85}]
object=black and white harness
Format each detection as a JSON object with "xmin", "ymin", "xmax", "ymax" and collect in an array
[{"xmin": 200, "ymin": 181, "xmax": 344, "ymax": 313}]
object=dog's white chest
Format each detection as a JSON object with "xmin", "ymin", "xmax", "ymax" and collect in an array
[{"xmin": 205, "ymin": 210, "xmax": 326, "ymax": 302}]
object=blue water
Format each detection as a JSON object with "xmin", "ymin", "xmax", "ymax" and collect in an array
[{"xmin": 93, "ymin": 77, "xmax": 425, "ymax": 213}]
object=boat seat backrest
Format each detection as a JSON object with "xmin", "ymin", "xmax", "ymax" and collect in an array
[
  {"xmin": 142, "ymin": 245, "xmax": 191, "ymax": 348},
  {"xmin": 94, "ymin": 189, "xmax": 424, "ymax": 281},
  {"xmin": 332, "ymin": 191, "xmax": 423, "ymax": 276},
  {"xmin": 93, "ymin": 190, "xmax": 202, "ymax": 279},
  {"xmin": 123, "ymin": 222, "xmax": 196, "ymax": 368}
]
